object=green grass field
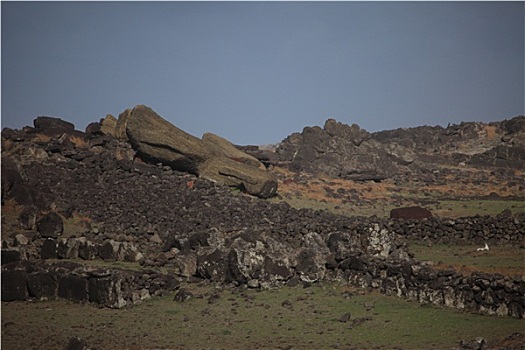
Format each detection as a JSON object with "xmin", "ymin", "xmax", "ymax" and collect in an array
[{"xmin": 2, "ymin": 282, "xmax": 523, "ymax": 350}]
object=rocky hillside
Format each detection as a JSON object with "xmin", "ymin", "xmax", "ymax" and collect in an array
[
  {"xmin": 1, "ymin": 106, "xmax": 524, "ymax": 319},
  {"xmin": 275, "ymin": 116, "xmax": 525, "ymax": 181}
]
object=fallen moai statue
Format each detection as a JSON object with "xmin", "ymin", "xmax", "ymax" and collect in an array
[{"xmin": 114, "ymin": 105, "xmax": 278, "ymax": 198}]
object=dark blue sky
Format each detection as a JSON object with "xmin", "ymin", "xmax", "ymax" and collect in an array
[{"xmin": 2, "ymin": 2, "xmax": 524, "ymax": 145}]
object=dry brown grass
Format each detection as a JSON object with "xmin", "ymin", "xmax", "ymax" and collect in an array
[
  {"xmin": 272, "ymin": 165, "xmax": 525, "ymax": 218},
  {"xmin": 484, "ymin": 125, "xmax": 497, "ymax": 140},
  {"xmin": 32, "ymin": 133, "xmax": 52, "ymax": 143},
  {"xmin": 1, "ymin": 199, "xmax": 26, "ymax": 239},
  {"xmin": 69, "ymin": 135, "xmax": 88, "ymax": 148}
]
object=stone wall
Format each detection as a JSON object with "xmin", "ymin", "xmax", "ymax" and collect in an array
[
  {"xmin": 3, "ymin": 218, "xmax": 524, "ymax": 318},
  {"xmin": 1, "ymin": 260, "xmax": 179, "ymax": 308},
  {"xmin": 336, "ymin": 258, "xmax": 525, "ymax": 319},
  {"xmin": 379, "ymin": 214, "xmax": 525, "ymax": 244}
]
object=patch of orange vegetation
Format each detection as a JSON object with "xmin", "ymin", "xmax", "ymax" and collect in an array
[
  {"xmin": 72, "ymin": 213, "xmax": 93, "ymax": 223},
  {"xmin": 69, "ymin": 135, "xmax": 88, "ymax": 148},
  {"xmin": 1, "ymin": 199, "xmax": 24, "ymax": 216},
  {"xmin": 484, "ymin": 125, "xmax": 497, "ymax": 140},
  {"xmin": 274, "ymin": 163, "xmax": 522, "ymax": 209},
  {"xmin": 276, "ymin": 169, "xmax": 398, "ymax": 204},
  {"xmin": 33, "ymin": 133, "xmax": 52, "ymax": 143},
  {"xmin": 2, "ymin": 139, "xmax": 14, "ymax": 150}
]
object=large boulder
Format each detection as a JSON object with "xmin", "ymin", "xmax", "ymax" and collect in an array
[
  {"xmin": 115, "ymin": 108, "xmax": 132, "ymax": 141},
  {"xmin": 27, "ymin": 272, "xmax": 59, "ymax": 300},
  {"xmin": 88, "ymin": 272, "xmax": 127, "ymax": 308},
  {"xmin": 100, "ymin": 114, "xmax": 118, "ymax": 136},
  {"xmin": 33, "ymin": 116, "xmax": 75, "ymax": 132},
  {"xmin": 124, "ymin": 105, "xmax": 277, "ymax": 198},
  {"xmin": 36, "ymin": 212, "xmax": 64, "ymax": 239},
  {"xmin": 390, "ymin": 206, "xmax": 432, "ymax": 220},
  {"xmin": 1, "ymin": 269, "xmax": 29, "ymax": 301},
  {"xmin": 1, "ymin": 156, "xmax": 32, "ymax": 206},
  {"xmin": 58, "ymin": 275, "xmax": 88, "ymax": 301}
]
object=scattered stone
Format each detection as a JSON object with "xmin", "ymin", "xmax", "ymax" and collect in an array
[
  {"xmin": 390, "ymin": 206, "xmax": 432, "ymax": 220},
  {"xmin": 338, "ymin": 312, "xmax": 352, "ymax": 322},
  {"xmin": 36, "ymin": 212, "xmax": 63, "ymax": 239},
  {"xmin": 208, "ymin": 293, "xmax": 221, "ymax": 304},
  {"xmin": 282, "ymin": 299, "xmax": 293, "ymax": 309},
  {"xmin": 64, "ymin": 336, "xmax": 91, "ymax": 350},
  {"xmin": 41, "ymin": 239, "xmax": 57, "ymax": 259},
  {"xmin": 173, "ymin": 288, "xmax": 193, "ymax": 303}
]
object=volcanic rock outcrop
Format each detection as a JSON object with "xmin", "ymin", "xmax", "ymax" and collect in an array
[{"xmin": 276, "ymin": 116, "xmax": 525, "ymax": 181}]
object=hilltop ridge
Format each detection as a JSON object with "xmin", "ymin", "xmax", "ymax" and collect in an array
[{"xmin": 275, "ymin": 116, "xmax": 525, "ymax": 181}]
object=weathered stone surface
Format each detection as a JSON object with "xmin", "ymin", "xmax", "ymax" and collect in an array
[
  {"xmin": 226, "ymin": 238, "xmax": 265, "ymax": 284},
  {"xmin": 18, "ymin": 206, "xmax": 38, "ymax": 230},
  {"xmin": 57, "ymin": 238, "xmax": 80, "ymax": 259},
  {"xmin": 33, "ymin": 116, "xmax": 74, "ymax": 132},
  {"xmin": 202, "ymin": 132, "xmax": 264, "ymax": 169},
  {"xmin": 198, "ymin": 156, "xmax": 277, "ymax": 199},
  {"xmin": 100, "ymin": 114, "xmax": 117, "ymax": 136},
  {"xmin": 1, "ymin": 156, "xmax": 23, "ymax": 200},
  {"xmin": 390, "ymin": 206, "xmax": 432, "ymax": 220},
  {"xmin": 365, "ymin": 223, "xmax": 395, "ymax": 258},
  {"xmin": 2, "ymin": 110, "xmax": 525, "ymax": 319},
  {"xmin": 58, "ymin": 275, "xmax": 88, "ymax": 301},
  {"xmin": 85, "ymin": 122, "xmax": 102, "ymax": 136},
  {"xmin": 115, "ymin": 108, "xmax": 132, "ymax": 141},
  {"xmin": 276, "ymin": 121, "xmax": 402, "ymax": 181},
  {"xmin": 98, "ymin": 240, "xmax": 120, "ymax": 261},
  {"xmin": 197, "ymin": 249, "xmax": 228, "ymax": 281},
  {"xmin": 88, "ymin": 274, "xmax": 126, "ymax": 308},
  {"xmin": 41, "ymin": 239, "xmax": 57, "ymax": 259},
  {"xmin": 1, "ymin": 269, "xmax": 29, "ymax": 301},
  {"xmin": 277, "ymin": 116, "xmax": 525, "ymax": 180},
  {"xmin": 173, "ymin": 288, "xmax": 193, "ymax": 303},
  {"xmin": 78, "ymin": 238, "xmax": 98, "ymax": 260},
  {"xmin": 324, "ymin": 118, "xmax": 371, "ymax": 146},
  {"xmin": 36, "ymin": 212, "xmax": 63, "ymax": 239},
  {"xmin": 126, "ymin": 105, "xmax": 210, "ymax": 173},
  {"xmin": 295, "ymin": 249, "xmax": 326, "ymax": 283},
  {"xmin": 14, "ymin": 233, "xmax": 29, "ymax": 246},
  {"xmin": 243, "ymin": 148, "xmax": 280, "ymax": 169},
  {"xmin": 27, "ymin": 272, "xmax": 58, "ymax": 300},
  {"xmin": 1, "ymin": 250, "xmax": 22, "ymax": 265},
  {"xmin": 125, "ymin": 105, "xmax": 277, "ymax": 198},
  {"xmin": 1, "ymin": 156, "xmax": 38, "ymax": 207},
  {"xmin": 172, "ymin": 252, "xmax": 197, "ymax": 278}
]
